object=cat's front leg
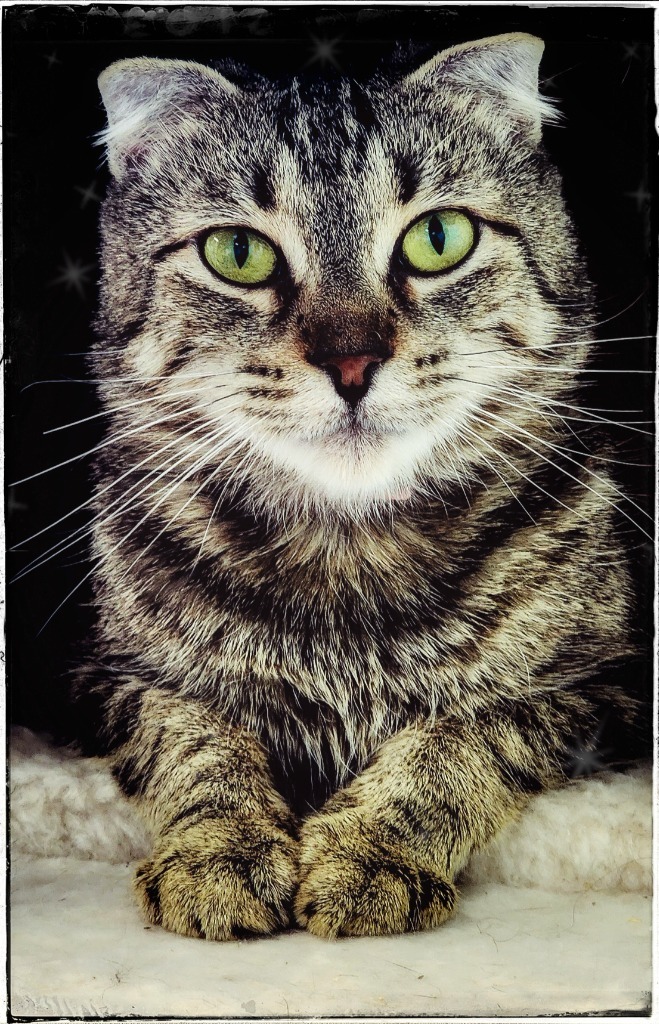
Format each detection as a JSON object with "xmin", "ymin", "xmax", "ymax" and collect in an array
[
  {"xmin": 84, "ymin": 681, "xmax": 298, "ymax": 940},
  {"xmin": 295, "ymin": 696, "xmax": 584, "ymax": 938}
]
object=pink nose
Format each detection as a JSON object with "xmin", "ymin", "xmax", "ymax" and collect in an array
[{"xmin": 319, "ymin": 353, "xmax": 384, "ymax": 388}]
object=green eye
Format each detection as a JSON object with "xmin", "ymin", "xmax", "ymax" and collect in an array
[
  {"xmin": 401, "ymin": 210, "xmax": 475, "ymax": 274},
  {"xmin": 203, "ymin": 227, "xmax": 277, "ymax": 285}
]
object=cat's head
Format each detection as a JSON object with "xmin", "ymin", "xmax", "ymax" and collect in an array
[{"xmin": 94, "ymin": 34, "xmax": 592, "ymax": 521}]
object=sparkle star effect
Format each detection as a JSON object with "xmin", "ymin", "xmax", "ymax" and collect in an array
[
  {"xmin": 305, "ymin": 35, "xmax": 342, "ymax": 70},
  {"xmin": 44, "ymin": 51, "xmax": 61, "ymax": 69},
  {"xmin": 565, "ymin": 725, "xmax": 612, "ymax": 778},
  {"xmin": 624, "ymin": 181, "xmax": 652, "ymax": 211},
  {"xmin": 75, "ymin": 180, "xmax": 102, "ymax": 209},
  {"xmin": 51, "ymin": 253, "xmax": 97, "ymax": 299},
  {"xmin": 622, "ymin": 42, "xmax": 641, "ymax": 61}
]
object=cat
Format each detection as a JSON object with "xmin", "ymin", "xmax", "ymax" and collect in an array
[{"xmin": 66, "ymin": 31, "xmax": 646, "ymax": 940}]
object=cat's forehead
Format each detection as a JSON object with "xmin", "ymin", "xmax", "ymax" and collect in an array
[
  {"xmin": 209, "ymin": 76, "xmax": 498, "ymax": 224},
  {"xmin": 247, "ymin": 76, "xmax": 477, "ymax": 189}
]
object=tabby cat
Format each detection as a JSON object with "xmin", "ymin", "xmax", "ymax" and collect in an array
[{"xmin": 69, "ymin": 32, "xmax": 644, "ymax": 940}]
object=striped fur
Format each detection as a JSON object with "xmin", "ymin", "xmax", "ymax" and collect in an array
[{"xmin": 72, "ymin": 34, "xmax": 645, "ymax": 940}]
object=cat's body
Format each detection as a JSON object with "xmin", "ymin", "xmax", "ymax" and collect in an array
[{"xmin": 71, "ymin": 33, "xmax": 644, "ymax": 939}]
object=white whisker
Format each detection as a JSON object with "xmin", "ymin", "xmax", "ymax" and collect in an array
[
  {"xmin": 12, "ymin": 392, "xmax": 242, "ymax": 487},
  {"xmin": 547, "ymin": 292, "xmax": 646, "ymax": 333},
  {"xmin": 449, "ymin": 376, "xmax": 653, "ymax": 437},
  {"xmin": 461, "ymin": 419, "xmax": 590, "ymax": 526},
  {"xmin": 459, "ymin": 333, "xmax": 654, "ymax": 358},
  {"xmin": 43, "ymin": 382, "xmax": 237, "ymax": 434},
  {"xmin": 13, "ymin": 421, "xmax": 228, "ymax": 581},
  {"xmin": 479, "ymin": 407, "xmax": 652, "ymax": 520},
  {"xmin": 452, "ymin": 385, "xmax": 648, "ymax": 468},
  {"xmin": 36, "ymin": 424, "xmax": 247, "ymax": 632},
  {"xmin": 463, "ymin": 364, "xmax": 652, "ymax": 375},
  {"xmin": 477, "ymin": 416, "xmax": 652, "ymax": 540},
  {"xmin": 13, "ymin": 392, "xmax": 245, "ymax": 553},
  {"xmin": 21, "ymin": 369, "xmax": 240, "ymax": 390},
  {"xmin": 112, "ymin": 430, "xmax": 250, "ymax": 587},
  {"xmin": 461, "ymin": 435, "xmax": 537, "ymax": 526}
]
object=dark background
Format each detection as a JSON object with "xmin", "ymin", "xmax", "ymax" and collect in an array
[{"xmin": 5, "ymin": 4, "xmax": 656, "ymax": 736}]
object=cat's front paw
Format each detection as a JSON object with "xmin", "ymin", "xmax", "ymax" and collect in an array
[
  {"xmin": 294, "ymin": 809, "xmax": 457, "ymax": 938},
  {"xmin": 134, "ymin": 816, "xmax": 298, "ymax": 940}
]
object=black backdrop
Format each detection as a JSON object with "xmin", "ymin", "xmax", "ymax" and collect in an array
[{"xmin": 5, "ymin": 4, "xmax": 656, "ymax": 735}]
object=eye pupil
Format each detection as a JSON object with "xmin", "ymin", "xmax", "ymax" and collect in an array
[
  {"xmin": 233, "ymin": 230, "xmax": 249, "ymax": 269},
  {"xmin": 204, "ymin": 227, "xmax": 277, "ymax": 285},
  {"xmin": 428, "ymin": 215, "xmax": 445, "ymax": 256},
  {"xmin": 401, "ymin": 209, "xmax": 474, "ymax": 275}
]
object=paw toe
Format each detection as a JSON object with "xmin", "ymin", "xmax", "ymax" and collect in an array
[
  {"xmin": 294, "ymin": 857, "xmax": 456, "ymax": 938},
  {"xmin": 134, "ymin": 820, "xmax": 298, "ymax": 941}
]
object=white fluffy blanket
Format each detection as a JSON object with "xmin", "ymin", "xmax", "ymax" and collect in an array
[{"xmin": 10, "ymin": 727, "xmax": 653, "ymax": 1017}]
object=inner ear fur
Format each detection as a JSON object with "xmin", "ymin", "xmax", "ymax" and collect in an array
[
  {"xmin": 97, "ymin": 57, "xmax": 239, "ymax": 178},
  {"xmin": 403, "ymin": 33, "xmax": 559, "ymax": 144}
]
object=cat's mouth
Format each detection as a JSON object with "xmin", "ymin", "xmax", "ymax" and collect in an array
[
  {"xmin": 316, "ymin": 401, "xmax": 406, "ymax": 443},
  {"xmin": 319, "ymin": 419, "xmax": 397, "ymax": 449},
  {"xmin": 330, "ymin": 411, "xmax": 372, "ymax": 437}
]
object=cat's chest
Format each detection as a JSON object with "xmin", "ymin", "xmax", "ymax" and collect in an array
[
  {"xmin": 112, "ymin": 511, "xmax": 469, "ymax": 715},
  {"xmin": 211, "ymin": 531, "xmax": 452, "ymax": 686}
]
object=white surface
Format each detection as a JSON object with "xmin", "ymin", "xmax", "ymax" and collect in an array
[
  {"xmin": 11, "ymin": 858, "xmax": 651, "ymax": 1018},
  {"xmin": 9, "ymin": 729, "xmax": 654, "ymax": 1018}
]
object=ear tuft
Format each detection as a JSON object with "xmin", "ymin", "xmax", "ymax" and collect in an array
[
  {"xmin": 404, "ymin": 33, "xmax": 559, "ymax": 143},
  {"xmin": 96, "ymin": 58, "xmax": 238, "ymax": 178}
]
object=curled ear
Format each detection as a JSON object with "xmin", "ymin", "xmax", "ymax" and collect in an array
[
  {"xmin": 404, "ymin": 33, "xmax": 558, "ymax": 143},
  {"xmin": 97, "ymin": 57, "xmax": 239, "ymax": 178}
]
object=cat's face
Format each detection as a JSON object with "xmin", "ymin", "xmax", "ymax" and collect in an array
[{"xmin": 95, "ymin": 35, "xmax": 591, "ymax": 518}]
